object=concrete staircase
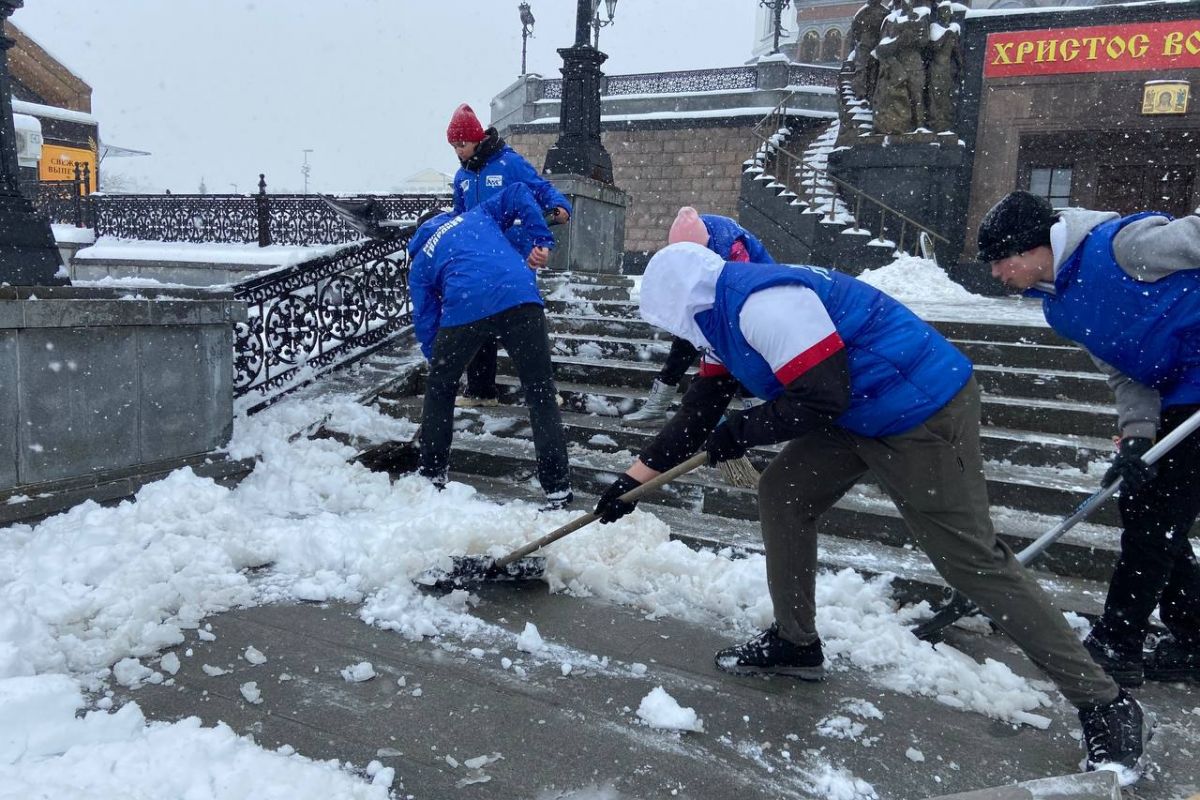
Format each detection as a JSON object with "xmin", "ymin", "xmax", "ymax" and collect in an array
[{"xmin": 365, "ymin": 272, "xmax": 1135, "ymax": 622}]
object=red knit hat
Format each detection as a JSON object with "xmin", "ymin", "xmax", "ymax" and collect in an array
[
  {"xmin": 446, "ymin": 103, "xmax": 486, "ymax": 144},
  {"xmin": 667, "ymin": 207, "xmax": 710, "ymax": 247}
]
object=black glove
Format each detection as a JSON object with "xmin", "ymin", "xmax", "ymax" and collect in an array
[
  {"xmin": 705, "ymin": 420, "xmax": 747, "ymax": 466},
  {"xmin": 594, "ymin": 474, "xmax": 643, "ymax": 523},
  {"xmin": 1103, "ymin": 436, "xmax": 1156, "ymax": 492}
]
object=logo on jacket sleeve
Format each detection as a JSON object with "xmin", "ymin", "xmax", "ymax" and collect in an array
[{"xmin": 485, "ymin": 175, "xmax": 504, "ymax": 188}]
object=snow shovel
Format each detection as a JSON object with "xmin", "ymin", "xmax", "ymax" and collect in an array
[
  {"xmin": 321, "ymin": 194, "xmax": 418, "ymax": 241},
  {"xmin": 913, "ymin": 407, "xmax": 1200, "ymax": 642},
  {"xmin": 418, "ymin": 452, "xmax": 710, "ymax": 590}
]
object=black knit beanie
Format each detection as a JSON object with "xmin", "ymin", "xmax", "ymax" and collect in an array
[{"xmin": 977, "ymin": 191, "xmax": 1056, "ymax": 262}]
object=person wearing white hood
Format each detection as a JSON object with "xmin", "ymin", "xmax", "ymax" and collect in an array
[{"xmin": 592, "ymin": 241, "xmax": 1146, "ymax": 782}]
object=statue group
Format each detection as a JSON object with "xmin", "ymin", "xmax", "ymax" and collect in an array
[{"xmin": 849, "ymin": 0, "xmax": 963, "ymax": 135}]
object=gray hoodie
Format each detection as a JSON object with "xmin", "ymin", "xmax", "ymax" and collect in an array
[{"xmin": 1044, "ymin": 209, "xmax": 1200, "ymax": 439}]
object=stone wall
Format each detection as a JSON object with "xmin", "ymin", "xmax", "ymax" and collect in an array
[
  {"xmin": 508, "ymin": 121, "xmax": 777, "ymax": 264},
  {"xmin": 1, "ymin": 286, "xmax": 244, "ymax": 513}
]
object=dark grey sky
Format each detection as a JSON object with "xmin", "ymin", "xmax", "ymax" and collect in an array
[{"xmin": 15, "ymin": 1, "xmax": 757, "ymax": 194}]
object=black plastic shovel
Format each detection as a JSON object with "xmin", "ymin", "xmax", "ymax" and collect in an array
[{"xmin": 418, "ymin": 452, "xmax": 710, "ymax": 590}]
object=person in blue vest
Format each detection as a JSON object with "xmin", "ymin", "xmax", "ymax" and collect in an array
[
  {"xmin": 979, "ymin": 190, "xmax": 1200, "ymax": 691},
  {"xmin": 447, "ymin": 103, "xmax": 572, "ymax": 408},
  {"xmin": 408, "ymin": 182, "xmax": 572, "ymax": 510},
  {"xmin": 622, "ymin": 207, "xmax": 777, "ymax": 426},
  {"xmin": 594, "ymin": 241, "xmax": 1147, "ymax": 780}
]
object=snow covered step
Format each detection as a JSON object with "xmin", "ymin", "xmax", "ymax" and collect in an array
[
  {"xmin": 447, "ymin": 461, "xmax": 1113, "ymax": 621},
  {"xmin": 487, "ymin": 361, "xmax": 1117, "ymax": 441},
  {"xmin": 954, "ymin": 338, "xmax": 1094, "ymax": 372},
  {"xmin": 550, "ymin": 332, "xmax": 673, "ymax": 363},
  {"xmin": 972, "ymin": 363, "xmax": 1111, "ymax": 404},
  {"xmin": 365, "ymin": 409, "xmax": 1124, "ymax": 584}
]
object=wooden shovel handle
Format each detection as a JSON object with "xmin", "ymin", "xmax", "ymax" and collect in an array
[{"xmin": 495, "ymin": 452, "xmax": 710, "ymax": 568}]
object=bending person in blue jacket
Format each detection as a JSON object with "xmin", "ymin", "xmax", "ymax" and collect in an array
[
  {"xmin": 408, "ymin": 182, "xmax": 572, "ymax": 510},
  {"xmin": 980, "ymin": 191, "xmax": 1200, "ymax": 689},
  {"xmin": 623, "ymin": 207, "xmax": 777, "ymax": 426},
  {"xmin": 593, "ymin": 242, "xmax": 1145, "ymax": 781},
  {"xmin": 447, "ymin": 103, "xmax": 572, "ymax": 408}
]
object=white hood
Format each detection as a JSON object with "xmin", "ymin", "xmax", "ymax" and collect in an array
[{"xmin": 639, "ymin": 242, "xmax": 726, "ymax": 350}]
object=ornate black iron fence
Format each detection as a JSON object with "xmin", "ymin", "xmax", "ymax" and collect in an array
[
  {"xmin": 93, "ymin": 175, "xmax": 448, "ymax": 247},
  {"xmin": 232, "ymin": 230, "xmax": 414, "ymax": 408},
  {"xmin": 539, "ymin": 63, "xmax": 836, "ymax": 100},
  {"xmin": 20, "ymin": 162, "xmax": 92, "ymax": 227}
]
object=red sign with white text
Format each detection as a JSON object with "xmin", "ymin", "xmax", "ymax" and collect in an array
[{"xmin": 985, "ymin": 20, "xmax": 1200, "ymax": 78}]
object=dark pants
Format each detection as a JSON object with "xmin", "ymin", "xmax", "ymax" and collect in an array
[
  {"xmin": 1092, "ymin": 404, "xmax": 1200, "ymax": 653},
  {"xmin": 658, "ymin": 337, "xmax": 699, "ymax": 387},
  {"xmin": 464, "ymin": 338, "xmax": 500, "ymax": 399},
  {"xmin": 420, "ymin": 303, "xmax": 570, "ymax": 495},
  {"xmin": 757, "ymin": 378, "xmax": 1116, "ymax": 706}
]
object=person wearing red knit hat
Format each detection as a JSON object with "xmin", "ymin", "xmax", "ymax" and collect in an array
[{"xmin": 446, "ymin": 102, "xmax": 573, "ymax": 408}]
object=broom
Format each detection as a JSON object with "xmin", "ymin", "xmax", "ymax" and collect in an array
[{"xmin": 718, "ymin": 455, "xmax": 760, "ymax": 489}]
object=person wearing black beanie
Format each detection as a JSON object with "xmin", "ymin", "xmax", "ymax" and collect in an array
[{"xmin": 979, "ymin": 191, "xmax": 1200, "ymax": 705}]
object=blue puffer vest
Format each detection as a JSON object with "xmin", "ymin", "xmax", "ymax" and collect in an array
[
  {"xmin": 1035, "ymin": 213, "xmax": 1200, "ymax": 408},
  {"xmin": 695, "ymin": 263, "xmax": 972, "ymax": 437}
]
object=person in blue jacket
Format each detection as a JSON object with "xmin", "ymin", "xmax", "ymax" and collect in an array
[
  {"xmin": 980, "ymin": 190, "xmax": 1200, "ymax": 691},
  {"xmin": 446, "ymin": 103, "xmax": 572, "ymax": 408},
  {"xmin": 594, "ymin": 241, "xmax": 1145, "ymax": 781},
  {"xmin": 408, "ymin": 182, "xmax": 571, "ymax": 510},
  {"xmin": 622, "ymin": 206, "xmax": 777, "ymax": 426}
]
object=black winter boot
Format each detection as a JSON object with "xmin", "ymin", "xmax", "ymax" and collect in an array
[
  {"xmin": 714, "ymin": 624, "xmax": 824, "ymax": 680},
  {"xmin": 1077, "ymin": 689, "xmax": 1153, "ymax": 786},
  {"xmin": 1083, "ymin": 633, "xmax": 1144, "ymax": 687},
  {"xmin": 1144, "ymin": 634, "xmax": 1200, "ymax": 683}
]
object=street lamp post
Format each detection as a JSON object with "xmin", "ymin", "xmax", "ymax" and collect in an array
[
  {"xmin": 0, "ymin": 0, "xmax": 65, "ymax": 285},
  {"xmin": 518, "ymin": 3, "xmax": 535, "ymax": 76},
  {"xmin": 301, "ymin": 149, "xmax": 313, "ymax": 194},
  {"xmin": 590, "ymin": 0, "xmax": 617, "ymax": 49},
  {"xmin": 542, "ymin": 0, "xmax": 614, "ymax": 184},
  {"xmin": 760, "ymin": 0, "xmax": 792, "ymax": 56}
]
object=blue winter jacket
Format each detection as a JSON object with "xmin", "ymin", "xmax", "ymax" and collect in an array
[
  {"xmin": 452, "ymin": 143, "xmax": 572, "ymax": 258},
  {"xmin": 1031, "ymin": 213, "xmax": 1200, "ymax": 409},
  {"xmin": 696, "ymin": 263, "xmax": 972, "ymax": 437},
  {"xmin": 408, "ymin": 183, "xmax": 555, "ymax": 359},
  {"xmin": 701, "ymin": 215, "xmax": 774, "ymax": 263}
]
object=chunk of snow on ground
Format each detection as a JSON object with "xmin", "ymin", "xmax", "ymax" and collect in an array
[
  {"xmin": 340, "ymin": 662, "xmax": 376, "ymax": 682},
  {"xmin": 635, "ymin": 686, "xmax": 703, "ymax": 732},
  {"xmin": 517, "ymin": 622, "xmax": 545, "ymax": 654}
]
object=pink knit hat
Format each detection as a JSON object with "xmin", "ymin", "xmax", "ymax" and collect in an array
[{"xmin": 667, "ymin": 207, "xmax": 710, "ymax": 247}]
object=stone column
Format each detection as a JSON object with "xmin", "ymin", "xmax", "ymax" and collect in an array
[{"xmin": 0, "ymin": 1, "xmax": 66, "ymax": 286}]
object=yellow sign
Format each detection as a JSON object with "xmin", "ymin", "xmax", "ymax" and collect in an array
[
  {"xmin": 1142, "ymin": 81, "xmax": 1190, "ymax": 114},
  {"xmin": 39, "ymin": 143, "xmax": 97, "ymax": 192}
]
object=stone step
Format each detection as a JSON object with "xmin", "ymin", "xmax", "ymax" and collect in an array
[
  {"xmin": 374, "ymin": 396, "xmax": 1126, "ymax": 580},
  {"xmin": 447, "ymin": 469, "xmax": 1113, "ymax": 625},
  {"xmin": 547, "ymin": 312, "xmax": 1072, "ymax": 352},
  {"xmin": 550, "ymin": 332, "xmax": 1096, "ymax": 376},
  {"xmin": 487, "ymin": 357, "xmax": 1118, "ymax": 441}
]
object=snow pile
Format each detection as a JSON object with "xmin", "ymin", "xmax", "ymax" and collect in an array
[
  {"xmin": 635, "ymin": 686, "xmax": 703, "ymax": 732},
  {"xmin": 0, "ymin": 674, "xmax": 388, "ymax": 798},
  {"xmin": 0, "ymin": 390, "xmax": 1071, "ymax": 794},
  {"xmin": 857, "ymin": 254, "xmax": 978, "ymax": 304}
]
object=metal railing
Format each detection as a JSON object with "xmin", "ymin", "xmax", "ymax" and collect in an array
[
  {"xmin": 21, "ymin": 162, "xmax": 92, "ymax": 227},
  {"xmin": 232, "ymin": 230, "xmax": 414, "ymax": 408},
  {"xmin": 539, "ymin": 63, "xmax": 836, "ymax": 100},
  {"xmin": 92, "ymin": 175, "xmax": 448, "ymax": 247},
  {"xmin": 750, "ymin": 93, "xmax": 948, "ymax": 256}
]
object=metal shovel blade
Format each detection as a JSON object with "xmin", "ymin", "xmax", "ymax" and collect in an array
[{"xmin": 416, "ymin": 555, "xmax": 548, "ymax": 591}]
